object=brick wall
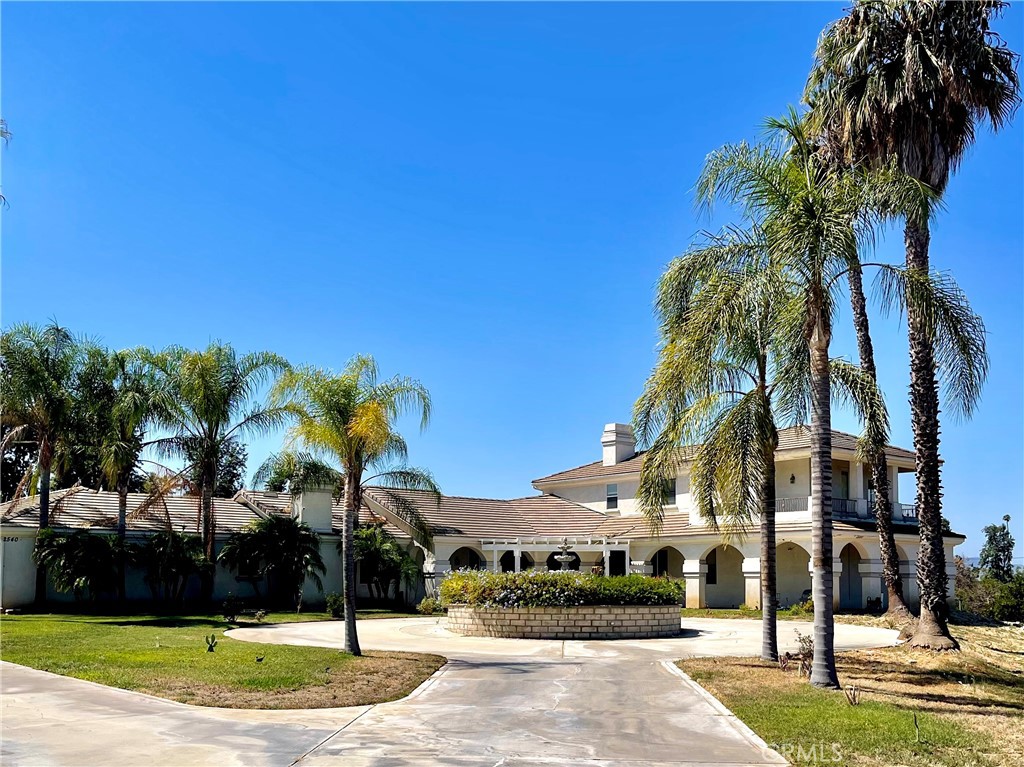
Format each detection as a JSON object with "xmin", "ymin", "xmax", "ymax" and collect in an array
[{"xmin": 446, "ymin": 604, "xmax": 682, "ymax": 640}]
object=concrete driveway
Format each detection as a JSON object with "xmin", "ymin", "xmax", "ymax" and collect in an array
[{"xmin": 2, "ymin": 618, "xmax": 899, "ymax": 766}]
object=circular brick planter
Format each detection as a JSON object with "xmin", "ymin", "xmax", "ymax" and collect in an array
[{"xmin": 445, "ymin": 604, "xmax": 682, "ymax": 640}]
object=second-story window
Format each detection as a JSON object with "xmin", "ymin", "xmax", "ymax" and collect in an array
[
  {"xmin": 606, "ymin": 483, "xmax": 618, "ymax": 510},
  {"xmin": 663, "ymin": 479, "xmax": 676, "ymax": 506}
]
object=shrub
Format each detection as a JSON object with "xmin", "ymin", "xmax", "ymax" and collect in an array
[
  {"xmin": 439, "ymin": 570, "xmax": 684, "ymax": 608},
  {"xmin": 325, "ymin": 592, "xmax": 345, "ymax": 619},
  {"xmin": 783, "ymin": 598, "xmax": 814, "ymax": 617},
  {"xmin": 992, "ymin": 569, "xmax": 1024, "ymax": 622},
  {"xmin": 222, "ymin": 593, "xmax": 241, "ymax": 623},
  {"xmin": 33, "ymin": 529, "xmax": 119, "ymax": 601},
  {"xmin": 417, "ymin": 596, "xmax": 443, "ymax": 615}
]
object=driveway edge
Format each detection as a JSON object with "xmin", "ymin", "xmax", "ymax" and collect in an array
[{"xmin": 660, "ymin": 660, "xmax": 789, "ymax": 766}]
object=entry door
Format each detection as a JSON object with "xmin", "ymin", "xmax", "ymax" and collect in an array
[{"xmin": 609, "ymin": 550, "xmax": 627, "ymax": 576}]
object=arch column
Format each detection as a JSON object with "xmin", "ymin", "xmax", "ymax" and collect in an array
[
  {"xmin": 859, "ymin": 558, "xmax": 884, "ymax": 609},
  {"xmin": 808, "ymin": 557, "xmax": 843, "ymax": 610},
  {"xmin": 742, "ymin": 557, "xmax": 761, "ymax": 609},
  {"xmin": 682, "ymin": 560, "xmax": 707, "ymax": 609}
]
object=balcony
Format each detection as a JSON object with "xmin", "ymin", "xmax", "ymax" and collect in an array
[{"xmin": 771, "ymin": 496, "xmax": 917, "ymax": 523}]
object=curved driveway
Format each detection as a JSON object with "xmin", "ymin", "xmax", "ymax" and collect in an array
[
  {"xmin": 223, "ymin": 617, "xmax": 897, "ymax": 766},
  {"xmin": 2, "ymin": 618, "xmax": 898, "ymax": 766}
]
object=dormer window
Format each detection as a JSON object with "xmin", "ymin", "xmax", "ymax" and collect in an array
[{"xmin": 606, "ymin": 483, "xmax": 619, "ymax": 510}]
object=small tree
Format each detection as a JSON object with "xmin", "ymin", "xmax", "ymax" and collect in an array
[
  {"xmin": 219, "ymin": 515, "xmax": 326, "ymax": 610},
  {"xmin": 131, "ymin": 531, "xmax": 209, "ymax": 603},
  {"xmin": 979, "ymin": 515, "xmax": 1015, "ymax": 583},
  {"xmin": 33, "ymin": 529, "xmax": 119, "ymax": 602},
  {"xmin": 353, "ymin": 524, "xmax": 421, "ymax": 603}
]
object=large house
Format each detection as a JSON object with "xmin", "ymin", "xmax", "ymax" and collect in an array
[{"xmin": 0, "ymin": 423, "xmax": 963, "ymax": 611}]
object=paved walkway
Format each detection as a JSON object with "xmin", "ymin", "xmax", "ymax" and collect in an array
[{"xmin": 2, "ymin": 618, "xmax": 899, "ymax": 766}]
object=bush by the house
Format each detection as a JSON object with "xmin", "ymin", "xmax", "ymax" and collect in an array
[
  {"xmin": 32, "ymin": 529, "xmax": 120, "ymax": 602},
  {"xmin": 439, "ymin": 570, "xmax": 684, "ymax": 608},
  {"xmin": 326, "ymin": 592, "xmax": 345, "ymax": 619},
  {"xmin": 417, "ymin": 596, "xmax": 443, "ymax": 615}
]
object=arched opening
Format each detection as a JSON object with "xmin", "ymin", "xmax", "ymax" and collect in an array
[
  {"xmin": 776, "ymin": 542, "xmax": 812, "ymax": 607},
  {"xmin": 449, "ymin": 547, "xmax": 484, "ymax": 571},
  {"xmin": 499, "ymin": 550, "xmax": 534, "ymax": 573},
  {"xmin": 705, "ymin": 544, "xmax": 744, "ymax": 608},
  {"xmin": 650, "ymin": 547, "xmax": 685, "ymax": 578},
  {"xmin": 839, "ymin": 543, "xmax": 863, "ymax": 610},
  {"xmin": 545, "ymin": 551, "xmax": 581, "ymax": 571}
]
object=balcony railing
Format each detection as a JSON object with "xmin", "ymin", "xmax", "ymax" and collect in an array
[
  {"xmin": 774, "ymin": 497, "xmax": 808, "ymax": 513},
  {"xmin": 832, "ymin": 498, "xmax": 857, "ymax": 517},
  {"xmin": 771, "ymin": 496, "xmax": 918, "ymax": 523},
  {"xmin": 898, "ymin": 503, "xmax": 917, "ymax": 520}
]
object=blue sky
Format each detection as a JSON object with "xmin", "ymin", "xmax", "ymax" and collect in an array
[{"xmin": 2, "ymin": 3, "xmax": 1021, "ymax": 558}]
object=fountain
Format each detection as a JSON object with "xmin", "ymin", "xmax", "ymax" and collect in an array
[{"xmin": 554, "ymin": 537, "xmax": 575, "ymax": 571}]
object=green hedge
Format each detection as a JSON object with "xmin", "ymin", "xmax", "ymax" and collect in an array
[{"xmin": 439, "ymin": 570, "xmax": 684, "ymax": 608}]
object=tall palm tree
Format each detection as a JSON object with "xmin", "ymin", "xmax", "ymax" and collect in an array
[
  {"xmin": 692, "ymin": 112, "xmax": 936, "ymax": 686},
  {"xmin": 268, "ymin": 356, "xmax": 439, "ymax": 655},
  {"xmin": 635, "ymin": 228, "xmax": 804, "ymax": 663},
  {"xmin": 636, "ymin": 228, "xmax": 891, "ymax": 664},
  {"xmin": 88, "ymin": 348, "xmax": 158, "ymax": 600},
  {"xmin": 141, "ymin": 343, "xmax": 290, "ymax": 562},
  {"xmin": 808, "ymin": 0, "xmax": 1019, "ymax": 649},
  {"xmin": 845, "ymin": 261, "xmax": 909, "ymax": 617},
  {"xmin": 0, "ymin": 322, "xmax": 83, "ymax": 603}
]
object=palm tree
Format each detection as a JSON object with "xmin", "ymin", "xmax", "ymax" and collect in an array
[
  {"xmin": 33, "ymin": 529, "xmax": 119, "ymax": 602},
  {"xmin": 636, "ymin": 228, "xmax": 891, "ymax": 664},
  {"xmin": 267, "ymin": 356, "xmax": 439, "ymax": 655},
  {"xmin": 845, "ymin": 261, "xmax": 910, "ymax": 617},
  {"xmin": 691, "ymin": 111, "xmax": 940, "ymax": 686},
  {"xmin": 354, "ymin": 523, "xmax": 422, "ymax": 603},
  {"xmin": 219, "ymin": 515, "xmax": 326, "ymax": 610},
  {"xmin": 808, "ymin": 0, "xmax": 1019, "ymax": 649},
  {"xmin": 141, "ymin": 343, "xmax": 290, "ymax": 562},
  {"xmin": 81, "ymin": 348, "xmax": 158, "ymax": 599},
  {"xmin": 0, "ymin": 322, "xmax": 83, "ymax": 603},
  {"xmin": 635, "ymin": 228, "xmax": 802, "ymax": 663}
]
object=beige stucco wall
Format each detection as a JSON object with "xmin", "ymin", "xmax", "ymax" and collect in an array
[{"xmin": 1, "ymin": 530, "xmax": 37, "ymax": 608}]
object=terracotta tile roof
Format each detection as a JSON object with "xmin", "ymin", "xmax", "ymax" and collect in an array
[
  {"xmin": 0, "ymin": 488, "xmax": 260, "ymax": 535},
  {"xmin": 237, "ymin": 489, "xmax": 406, "ymax": 538},
  {"xmin": 534, "ymin": 426, "xmax": 916, "ymax": 485},
  {"xmin": 0, "ymin": 486, "xmax": 621, "ymax": 541},
  {"xmin": 592, "ymin": 512, "xmax": 691, "ymax": 539}
]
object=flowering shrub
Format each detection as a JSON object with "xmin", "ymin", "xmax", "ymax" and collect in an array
[{"xmin": 439, "ymin": 570, "xmax": 684, "ymax": 608}]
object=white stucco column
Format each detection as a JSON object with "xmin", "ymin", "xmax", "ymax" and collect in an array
[
  {"xmin": 833, "ymin": 557, "xmax": 843, "ymax": 610},
  {"xmin": 425, "ymin": 558, "xmax": 450, "ymax": 597},
  {"xmin": 850, "ymin": 461, "xmax": 865, "ymax": 516},
  {"xmin": 860, "ymin": 558, "xmax": 884, "ymax": 609},
  {"xmin": 810, "ymin": 558, "xmax": 843, "ymax": 610},
  {"xmin": 741, "ymin": 557, "xmax": 761, "ymax": 609},
  {"xmin": 513, "ymin": 546, "xmax": 522, "ymax": 573},
  {"xmin": 682, "ymin": 560, "xmax": 707, "ymax": 609},
  {"xmin": 603, "ymin": 545, "xmax": 610, "ymax": 576},
  {"xmin": 888, "ymin": 465, "xmax": 900, "ymax": 506}
]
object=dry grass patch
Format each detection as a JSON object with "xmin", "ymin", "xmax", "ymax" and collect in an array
[{"xmin": 678, "ymin": 623, "xmax": 1023, "ymax": 766}]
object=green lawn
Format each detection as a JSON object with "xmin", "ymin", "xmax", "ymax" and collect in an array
[
  {"xmin": 677, "ymin": 623, "xmax": 1023, "ymax": 767},
  {"xmin": 0, "ymin": 613, "xmax": 443, "ymax": 709}
]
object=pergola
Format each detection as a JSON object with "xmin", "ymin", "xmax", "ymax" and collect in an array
[{"xmin": 478, "ymin": 537, "xmax": 632, "ymax": 576}]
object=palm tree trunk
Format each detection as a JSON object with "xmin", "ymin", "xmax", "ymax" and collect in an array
[
  {"xmin": 117, "ymin": 481, "xmax": 128, "ymax": 603},
  {"xmin": 202, "ymin": 459, "xmax": 216, "ymax": 562},
  {"xmin": 847, "ymin": 262, "xmax": 910, "ymax": 617},
  {"xmin": 760, "ymin": 436, "xmax": 779, "ymax": 663},
  {"xmin": 809, "ymin": 321, "xmax": 840, "ymax": 688},
  {"xmin": 342, "ymin": 471, "xmax": 362, "ymax": 656},
  {"xmin": 34, "ymin": 438, "xmax": 54, "ymax": 605},
  {"xmin": 904, "ymin": 220, "xmax": 958, "ymax": 650}
]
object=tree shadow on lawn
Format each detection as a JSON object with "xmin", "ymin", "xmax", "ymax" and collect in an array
[{"xmin": 63, "ymin": 616, "xmax": 227, "ymax": 629}]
